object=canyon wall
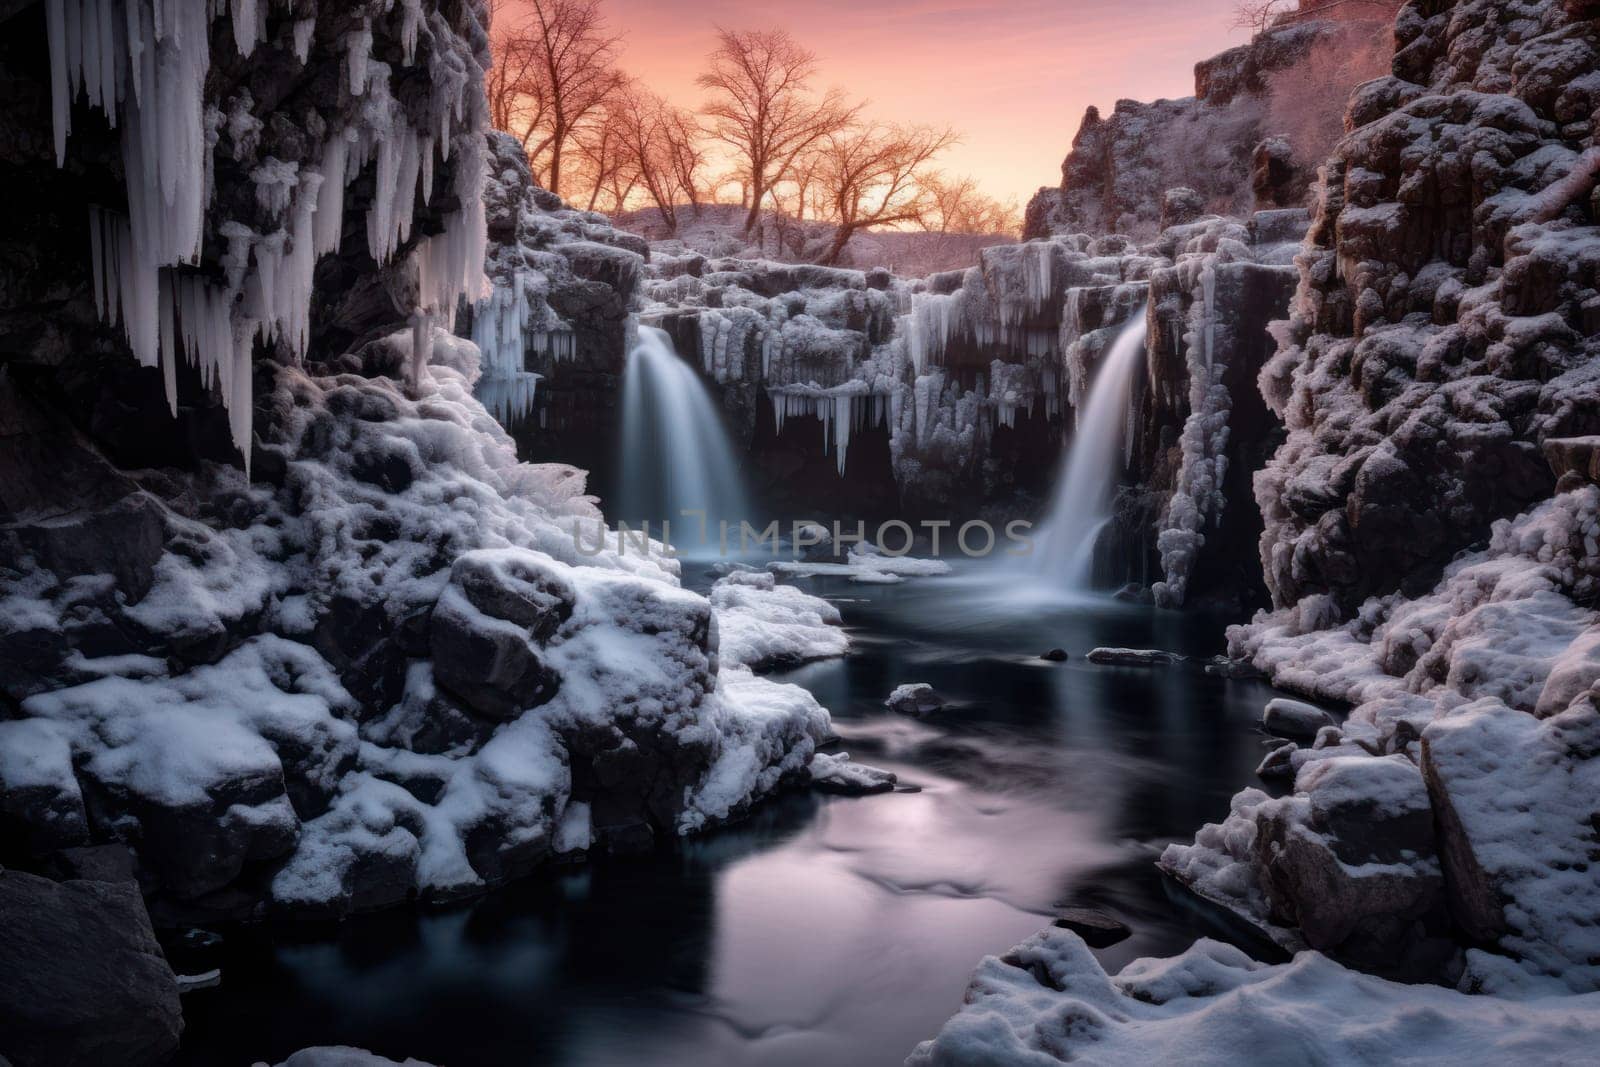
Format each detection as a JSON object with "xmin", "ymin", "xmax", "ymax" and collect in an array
[{"xmin": 1166, "ymin": 0, "xmax": 1600, "ymax": 995}]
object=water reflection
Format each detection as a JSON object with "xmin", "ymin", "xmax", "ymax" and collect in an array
[{"xmin": 178, "ymin": 567, "xmax": 1284, "ymax": 1067}]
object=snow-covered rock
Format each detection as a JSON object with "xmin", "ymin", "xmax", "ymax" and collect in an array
[
  {"xmin": 808, "ymin": 752, "xmax": 898, "ymax": 796},
  {"xmin": 907, "ymin": 928, "xmax": 1600, "ymax": 1066},
  {"xmin": 708, "ymin": 570, "xmax": 849, "ymax": 672},
  {"xmin": 1184, "ymin": 0, "xmax": 1600, "ymax": 996},
  {"xmin": 0, "ymin": 0, "xmax": 833, "ymax": 924},
  {"xmin": 1262, "ymin": 697, "xmax": 1336, "ymax": 739},
  {"xmin": 886, "ymin": 683, "xmax": 946, "ymax": 716},
  {"xmin": 1024, "ymin": 17, "xmax": 1393, "ymax": 240},
  {"xmin": 1085, "ymin": 647, "xmax": 1181, "ymax": 667},
  {"xmin": 267, "ymin": 1050, "xmax": 436, "ymax": 1067}
]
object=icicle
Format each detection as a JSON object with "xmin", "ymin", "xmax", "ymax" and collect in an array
[
  {"xmin": 833, "ymin": 393, "xmax": 851, "ymax": 476},
  {"xmin": 229, "ymin": 0, "xmax": 257, "ymax": 56},
  {"xmin": 399, "ymin": 0, "xmax": 422, "ymax": 64},
  {"xmin": 313, "ymin": 132, "xmax": 350, "ymax": 256},
  {"xmin": 410, "ymin": 309, "xmax": 433, "ymax": 387},
  {"xmin": 345, "ymin": 20, "xmax": 372, "ymax": 96},
  {"xmin": 291, "ymin": 17, "xmax": 314, "ymax": 62}
]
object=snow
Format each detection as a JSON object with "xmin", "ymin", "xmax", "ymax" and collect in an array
[
  {"xmin": 267, "ymin": 1049, "xmax": 436, "ymax": 1067},
  {"xmin": 679, "ymin": 665, "xmax": 832, "ymax": 832},
  {"xmin": 708, "ymin": 571, "xmax": 849, "ymax": 672},
  {"xmin": 1423, "ymin": 698, "xmax": 1600, "ymax": 995},
  {"xmin": 770, "ymin": 543, "xmax": 952, "ymax": 584},
  {"xmin": 907, "ymin": 929, "xmax": 1600, "ymax": 1066},
  {"xmin": 22, "ymin": 635, "xmax": 356, "ymax": 811}
]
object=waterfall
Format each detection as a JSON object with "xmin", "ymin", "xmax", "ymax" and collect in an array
[
  {"xmin": 617, "ymin": 325, "xmax": 751, "ymax": 552},
  {"xmin": 1028, "ymin": 309, "xmax": 1147, "ymax": 590}
]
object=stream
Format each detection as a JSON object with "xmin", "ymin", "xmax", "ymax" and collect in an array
[{"xmin": 176, "ymin": 564, "xmax": 1285, "ymax": 1066}]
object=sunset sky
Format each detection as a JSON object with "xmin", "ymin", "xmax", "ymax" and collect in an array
[{"xmin": 591, "ymin": 0, "xmax": 1253, "ymax": 207}]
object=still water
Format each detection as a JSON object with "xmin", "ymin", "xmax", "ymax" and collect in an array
[{"xmin": 178, "ymin": 566, "xmax": 1284, "ymax": 1066}]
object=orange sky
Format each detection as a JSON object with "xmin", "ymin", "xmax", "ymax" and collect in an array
[{"xmin": 587, "ymin": 0, "xmax": 1252, "ymax": 207}]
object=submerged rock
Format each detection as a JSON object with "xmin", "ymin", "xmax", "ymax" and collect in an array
[
  {"xmin": 271, "ymin": 1051, "xmax": 437, "ymax": 1067},
  {"xmin": 1086, "ymin": 647, "xmax": 1180, "ymax": 667},
  {"xmin": 1040, "ymin": 648, "xmax": 1070, "ymax": 662},
  {"xmin": 1052, "ymin": 906, "xmax": 1131, "ymax": 948}
]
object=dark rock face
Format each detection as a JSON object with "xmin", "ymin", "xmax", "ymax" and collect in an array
[
  {"xmin": 1255, "ymin": 0, "xmax": 1600, "ymax": 615},
  {"xmin": 1252, "ymin": 136, "xmax": 1309, "ymax": 210},
  {"xmin": 0, "ymin": 868, "xmax": 183, "ymax": 1067}
]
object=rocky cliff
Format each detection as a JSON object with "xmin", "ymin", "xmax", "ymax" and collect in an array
[
  {"xmin": 1164, "ymin": 0, "xmax": 1600, "ymax": 996},
  {"xmin": 1024, "ymin": 15, "xmax": 1395, "ymax": 241}
]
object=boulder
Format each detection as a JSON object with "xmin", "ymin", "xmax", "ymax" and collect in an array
[
  {"xmin": 0, "ymin": 869, "xmax": 182, "ymax": 1067},
  {"xmin": 429, "ymin": 549, "xmax": 576, "ymax": 721},
  {"xmin": 1040, "ymin": 648, "xmax": 1070, "ymax": 662},
  {"xmin": 886, "ymin": 683, "xmax": 945, "ymax": 716},
  {"xmin": 1252, "ymin": 755, "xmax": 1449, "ymax": 978},
  {"xmin": 1255, "ymin": 743, "xmax": 1297, "ymax": 781},
  {"xmin": 1263, "ymin": 698, "xmax": 1335, "ymax": 740},
  {"xmin": 1421, "ymin": 698, "xmax": 1600, "ymax": 989},
  {"xmin": 809, "ymin": 752, "xmax": 897, "ymax": 796},
  {"xmin": 1535, "ymin": 627, "xmax": 1600, "ymax": 719},
  {"xmin": 1543, "ymin": 437, "xmax": 1600, "ymax": 486}
]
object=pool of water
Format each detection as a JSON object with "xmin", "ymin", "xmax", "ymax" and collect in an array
[{"xmin": 176, "ymin": 565, "xmax": 1286, "ymax": 1066}]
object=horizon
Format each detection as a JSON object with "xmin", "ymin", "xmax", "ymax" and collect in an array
[{"xmin": 510, "ymin": 0, "xmax": 1254, "ymax": 209}]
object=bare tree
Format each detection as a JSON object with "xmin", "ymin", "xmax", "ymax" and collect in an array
[
  {"xmin": 500, "ymin": 0, "xmax": 626, "ymax": 196},
  {"xmin": 698, "ymin": 27, "xmax": 860, "ymax": 235},
  {"xmin": 570, "ymin": 86, "xmax": 641, "ymax": 212},
  {"xmin": 485, "ymin": 0, "xmax": 551, "ymax": 155},
  {"xmin": 922, "ymin": 173, "xmax": 1022, "ymax": 237},
  {"xmin": 1232, "ymin": 0, "xmax": 1401, "ymax": 35},
  {"xmin": 812, "ymin": 122, "xmax": 958, "ymax": 265},
  {"xmin": 611, "ymin": 88, "xmax": 707, "ymax": 232},
  {"xmin": 660, "ymin": 106, "xmax": 709, "ymax": 218}
]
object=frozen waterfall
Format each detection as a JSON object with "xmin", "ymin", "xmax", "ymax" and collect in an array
[
  {"xmin": 1028, "ymin": 310, "xmax": 1147, "ymax": 590},
  {"xmin": 617, "ymin": 325, "xmax": 751, "ymax": 553}
]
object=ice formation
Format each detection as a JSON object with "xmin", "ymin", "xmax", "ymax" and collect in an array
[{"xmin": 46, "ymin": 0, "xmax": 489, "ymax": 467}]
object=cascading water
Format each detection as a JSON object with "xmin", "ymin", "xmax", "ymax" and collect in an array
[
  {"xmin": 1028, "ymin": 309, "xmax": 1147, "ymax": 590},
  {"xmin": 617, "ymin": 324, "xmax": 752, "ymax": 553}
]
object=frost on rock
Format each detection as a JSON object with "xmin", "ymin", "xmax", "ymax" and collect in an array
[
  {"xmin": 466, "ymin": 130, "xmax": 646, "ymax": 430},
  {"xmin": 2, "ymin": 348, "xmax": 836, "ymax": 917},
  {"xmin": 1183, "ymin": 0, "xmax": 1600, "ymax": 998},
  {"xmin": 907, "ymin": 928, "xmax": 1600, "ymax": 1067}
]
